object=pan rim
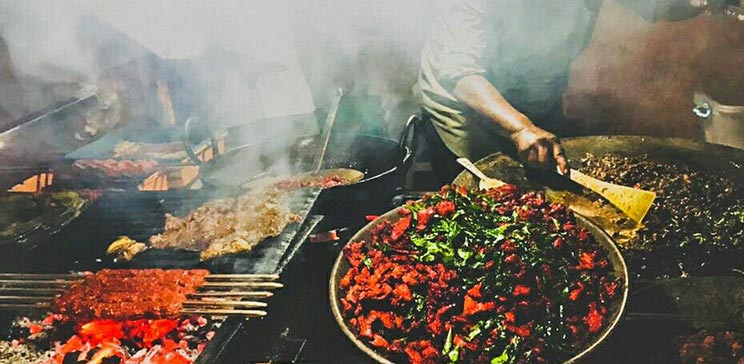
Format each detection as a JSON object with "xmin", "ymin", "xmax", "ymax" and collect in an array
[{"xmin": 329, "ymin": 201, "xmax": 629, "ymax": 364}]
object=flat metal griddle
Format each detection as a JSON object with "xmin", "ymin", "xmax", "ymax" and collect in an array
[
  {"xmin": 113, "ymin": 188, "xmax": 321, "ymax": 274},
  {"xmin": 0, "ymin": 187, "xmax": 321, "ymax": 274}
]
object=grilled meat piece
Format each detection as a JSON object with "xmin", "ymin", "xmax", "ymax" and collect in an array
[
  {"xmin": 113, "ymin": 140, "xmax": 187, "ymax": 160},
  {"xmin": 274, "ymin": 174, "xmax": 349, "ymax": 189},
  {"xmin": 107, "ymin": 236, "xmax": 148, "ymax": 261},
  {"xmin": 73, "ymin": 159, "xmax": 159, "ymax": 178},
  {"xmin": 148, "ymin": 187, "xmax": 300, "ymax": 260}
]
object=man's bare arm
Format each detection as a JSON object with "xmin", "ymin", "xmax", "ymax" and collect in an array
[{"xmin": 453, "ymin": 74, "xmax": 569, "ymax": 173}]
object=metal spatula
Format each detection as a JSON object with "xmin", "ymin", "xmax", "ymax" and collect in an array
[{"xmin": 457, "ymin": 158, "xmax": 506, "ymax": 190}]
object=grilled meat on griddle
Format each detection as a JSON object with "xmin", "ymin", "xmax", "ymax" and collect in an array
[
  {"xmin": 148, "ymin": 187, "xmax": 300, "ymax": 260},
  {"xmin": 73, "ymin": 159, "xmax": 159, "ymax": 178}
]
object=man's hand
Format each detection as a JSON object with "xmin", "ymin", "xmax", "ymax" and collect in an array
[
  {"xmin": 510, "ymin": 125, "xmax": 569, "ymax": 174},
  {"xmin": 452, "ymin": 74, "xmax": 569, "ymax": 174}
]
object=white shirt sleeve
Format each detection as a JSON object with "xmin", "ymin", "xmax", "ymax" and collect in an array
[{"xmin": 434, "ymin": 0, "xmax": 488, "ymax": 89}]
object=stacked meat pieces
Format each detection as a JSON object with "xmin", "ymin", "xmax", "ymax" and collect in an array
[
  {"xmin": 53, "ymin": 269, "xmax": 209, "ymax": 320},
  {"xmin": 73, "ymin": 159, "xmax": 159, "ymax": 178},
  {"xmin": 149, "ymin": 188, "xmax": 300, "ymax": 260}
]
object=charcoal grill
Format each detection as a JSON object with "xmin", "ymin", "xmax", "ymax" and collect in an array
[{"xmin": 0, "ymin": 183, "xmax": 323, "ymax": 364}]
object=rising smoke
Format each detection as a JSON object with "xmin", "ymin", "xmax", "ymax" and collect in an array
[
  {"xmin": 2, "ymin": 0, "xmax": 738, "ymax": 150},
  {"xmin": 0, "ymin": 0, "xmax": 431, "ymax": 139}
]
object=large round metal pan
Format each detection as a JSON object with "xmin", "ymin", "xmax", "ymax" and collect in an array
[
  {"xmin": 329, "ymin": 205, "xmax": 629, "ymax": 364},
  {"xmin": 453, "ymin": 135, "xmax": 744, "ymax": 189},
  {"xmin": 197, "ymin": 132, "xmax": 409, "ymax": 190},
  {"xmin": 452, "ymin": 135, "xmax": 744, "ymax": 278}
]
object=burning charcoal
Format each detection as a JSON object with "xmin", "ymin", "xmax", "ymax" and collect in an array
[
  {"xmin": 2, "ymin": 309, "xmax": 222, "ymax": 364},
  {"xmin": 62, "ymin": 352, "xmax": 79, "ymax": 364},
  {"xmin": 196, "ymin": 317, "xmax": 207, "ymax": 327},
  {"xmin": 102, "ymin": 356, "xmax": 121, "ymax": 364}
]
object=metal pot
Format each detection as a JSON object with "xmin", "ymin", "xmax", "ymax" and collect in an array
[
  {"xmin": 693, "ymin": 92, "xmax": 744, "ymax": 150},
  {"xmin": 329, "ymin": 207, "xmax": 629, "ymax": 364}
]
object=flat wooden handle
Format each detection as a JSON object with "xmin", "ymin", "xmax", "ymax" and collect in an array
[{"xmin": 569, "ymin": 169, "xmax": 656, "ymax": 224}]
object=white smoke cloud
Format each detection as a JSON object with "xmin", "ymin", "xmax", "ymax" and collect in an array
[{"xmin": 0, "ymin": 0, "xmax": 430, "ymax": 137}]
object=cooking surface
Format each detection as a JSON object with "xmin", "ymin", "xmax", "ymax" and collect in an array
[
  {"xmin": 453, "ymin": 136, "xmax": 744, "ymax": 279},
  {"xmin": 0, "ymin": 130, "xmax": 742, "ymax": 363},
  {"xmin": 0, "ymin": 187, "xmax": 321, "ymax": 274},
  {"xmin": 0, "ymin": 187, "xmax": 743, "ymax": 363},
  {"xmin": 0, "ymin": 187, "xmax": 321, "ymax": 364}
]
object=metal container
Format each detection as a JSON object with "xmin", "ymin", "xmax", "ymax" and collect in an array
[
  {"xmin": 329, "ymin": 207, "xmax": 629, "ymax": 364},
  {"xmin": 693, "ymin": 92, "xmax": 744, "ymax": 149}
]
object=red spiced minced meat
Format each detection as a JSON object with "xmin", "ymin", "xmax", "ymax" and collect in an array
[
  {"xmin": 679, "ymin": 330, "xmax": 744, "ymax": 364},
  {"xmin": 54, "ymin": 269, "xmax": 209, "ymax": 320},
  {"xmin": 339, "ymin": 185, "xmax": 621, "ymax": 364},
  {"xmin": 275, "ymin": 174, "xmax": 349, "ymax": 189}
]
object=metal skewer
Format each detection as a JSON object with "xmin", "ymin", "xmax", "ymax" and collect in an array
[
  {"xmin": 0, "ymin": 272, "xmax": 282, "ymax": 317},
  {"xmin": 0, "ymin": 279, "xmax": 80, "ymax": 286},
  {"xmin": 181, "ymin": 309, "xmax": 267, "ymax": 317},
  {"xmin": 183, "ymin": 300, "xmax": 268, "ymax": 308},
  {"xmin": 189, "ymin": 291, "xmax": 273, "ymax": 298},
  {"xmin": 201, "ymin": 282, "xmax": 283, "ymax": 289},
  {"xmin": 206, "ymin": 274, "xmax": 279, "ymax": 280},
  {"xmin": 0, "ymin": 273, "xmax": 87, "ymax": 279},
  {"xmin": 0, "ymin": 273, "xmax": 279, "ymax": 281},
  {"xmin": 0, "ymin": 302, "xmax": 50, "ymax": 311},
  {"xmin": 0, "ymin": 288, "xmax": 65, "ymax": 295}
]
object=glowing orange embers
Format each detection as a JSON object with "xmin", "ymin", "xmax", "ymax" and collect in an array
[
  {"xmin": 10, "ymin": 172, "xmax": 54, "ymax": 193},
  {"xmin": 36, "ymin": 314, "xmax": 218, "ymax": 364}
]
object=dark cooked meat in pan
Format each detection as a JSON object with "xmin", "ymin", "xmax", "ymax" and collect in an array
[{"xmin": 577, "ymin": 153, "xmax": 744, "ymax": 278}]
